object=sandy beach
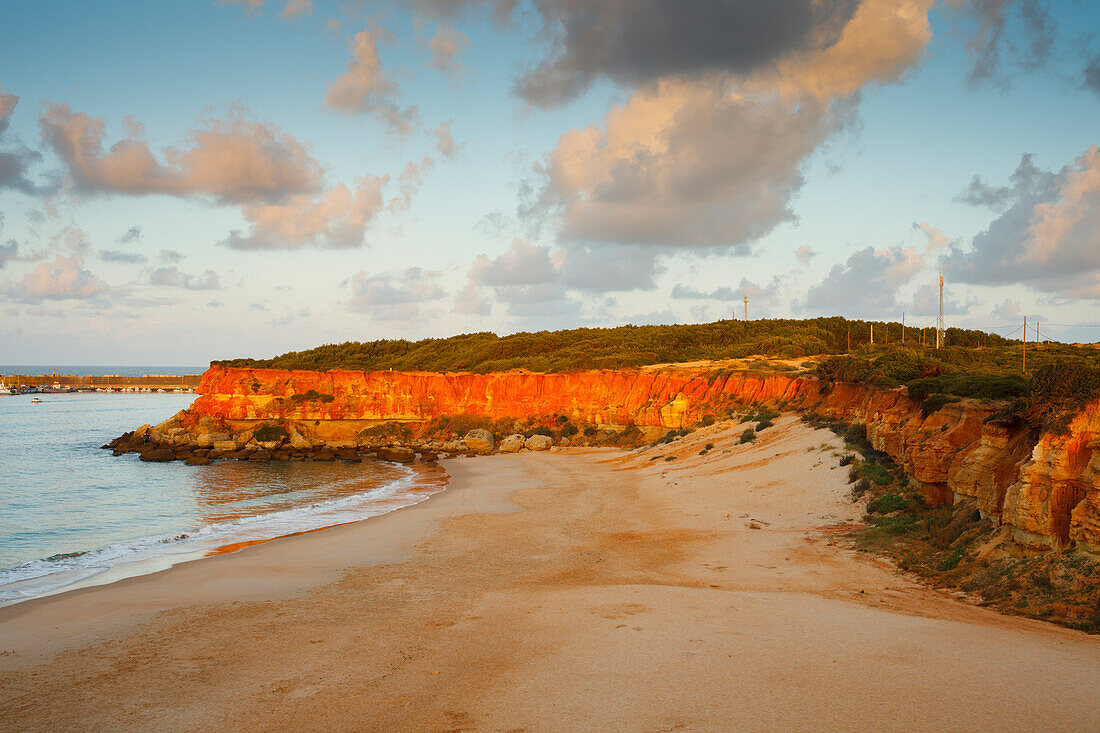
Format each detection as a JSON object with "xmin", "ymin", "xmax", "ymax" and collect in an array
[{"xmin": 1, "ymin": 416, "xmax": 1098, "ymax": 732}]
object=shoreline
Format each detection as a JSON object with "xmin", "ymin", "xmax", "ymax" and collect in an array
[
  {"xmin": 2, "ymin": 418, "xmax": 1098, "ymax": 731},
  {"xmin": 0, "ymin": 459, "xmax": 449, "ymax": 614}
]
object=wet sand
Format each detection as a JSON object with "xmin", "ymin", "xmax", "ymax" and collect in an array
[{"xmin": 1, "ymin": 417, "xmax": 1098, "ymax": 732}]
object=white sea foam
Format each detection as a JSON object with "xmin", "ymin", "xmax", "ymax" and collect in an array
[{"xmin": 0, "ymin": 465, "xmax": 441, "ymax": 606}]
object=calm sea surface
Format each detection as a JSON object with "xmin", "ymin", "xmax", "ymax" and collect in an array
[{"xmin": 0, "ymin": 392, "xmax": 443, "ymax": 606}]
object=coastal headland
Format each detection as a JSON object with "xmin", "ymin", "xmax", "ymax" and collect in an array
[
  {"xmin": 3, "ymin": 418, "xmax": 1099, "ymax": 731},
  {"xmin": 111, "ymin": 363, "xmax": 1100, "ymax": 558}
]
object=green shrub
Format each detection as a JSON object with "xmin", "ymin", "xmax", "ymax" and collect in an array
[
  {"xmin": 253, "ymin": 424, "xmax": 288, "ymax": 442},
  {"xmin": 938, "ymin": 547, "xmax": 965, "ymax": 571},
  {"xmin": 739, "ymin": 429, "xmax": 756, "ymax": 444},
  {"xmin": 851, "ymin": 478, "xmax": 873, "ymax": 498},
  {"xmin": 860, "ymin": 462, "xmax": 895, "ymax": 486},
  {"xmin": 874, "ymin": 515, "xmax": 919, "ymax": 535},
  {"xmin": 755, "ymin": 419, "xmax": 774, "ymax": 431},
  {"xmin": 704, "ymin": 443, "xmax": 715, "ymax": 451},
  {"xmin": 867, "ymin": 493, "xmax": 908, "ymax": 514},
  {"xmin": 700, "ymin": 414, "xmax": 716, "ymax": 427},
  {"xmin": 907, "ymin": 373, "xmax": 1027, "ymax": 402},
  {"xmin": 583, "ymin": 425, "xmax": 598, "ymax": 437},
  {"xmin": 559, "ymin": 423, "xmax": 579, "ymax": 438},
  {"xmin": 919, "ymin": 393, "xmax": 961, "ymax": 418},
  {"xmin": 839, "ymin": 454, "xmax": 856, "ymax": 466}
]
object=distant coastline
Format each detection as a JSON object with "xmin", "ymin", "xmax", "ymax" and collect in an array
[{"xmin": 0, "ymin": 365, "xmax": 206, "ymax": 378}]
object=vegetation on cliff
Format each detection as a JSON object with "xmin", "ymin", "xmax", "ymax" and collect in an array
[
  {"xmin": 213, "ymin": 318, "xmax": 1012, "ymax": 373},
  {"xmin": 816, "ymin": 344, "xmax": 1100, "ymax": 432}
]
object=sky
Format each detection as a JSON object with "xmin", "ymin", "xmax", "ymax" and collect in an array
[{"xmin": 1, "ymin": 0, "xmax": 1098, "ymax": 365}]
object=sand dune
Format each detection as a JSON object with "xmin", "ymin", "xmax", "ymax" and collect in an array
[{"xmin": 1, "ymin": 417, "xmax": 1098, "ymax": 732}]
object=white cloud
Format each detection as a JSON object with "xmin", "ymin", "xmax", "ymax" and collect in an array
[
  {"xmin": 9, "ymin": 255, "xmax": 109, "ymax": 301},
  {"xmin": 324, "ymin": 28, "xmax": 420, "ymax": 136}
]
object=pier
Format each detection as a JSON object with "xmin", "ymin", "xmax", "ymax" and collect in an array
[{"xmin": 1, "ymin": 373, "xmax": 201, "ymax": 393}]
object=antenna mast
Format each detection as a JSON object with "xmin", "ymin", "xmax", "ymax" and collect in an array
[
  {"xmin": 936, "ymin": 274, "xmax": 944, "ymax": 349},
  {"xmin": 743, "ymin": 294, "xmax": 749, "ymax": 321}
]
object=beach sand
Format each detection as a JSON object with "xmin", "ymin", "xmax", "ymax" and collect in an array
[{"xmin": 1, "ymin": 416, "xmax": 1098, "ymax": 732}]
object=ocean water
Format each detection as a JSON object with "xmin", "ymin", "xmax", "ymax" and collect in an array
[{"xmin": 0, "ymin": 392, "xmax": 445, "ymax": 606}]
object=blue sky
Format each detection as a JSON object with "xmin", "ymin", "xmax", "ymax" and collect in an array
[{"xmin": 1, "ymin": 0, "xmax": 1098, "ymax": 364}]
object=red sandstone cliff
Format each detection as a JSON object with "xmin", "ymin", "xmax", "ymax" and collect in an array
[{"xmin": 167, "ymin": 365, "xmax": 1099, "ymax": 556}]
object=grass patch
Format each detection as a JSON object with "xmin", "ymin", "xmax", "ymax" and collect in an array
[
  {"xmin": 739, "ymin": 429, "xmax": 756, "ymax": 444},
  {"xmin": 867, "ymin": 493, "xmax": 908, "ymax": 514}
]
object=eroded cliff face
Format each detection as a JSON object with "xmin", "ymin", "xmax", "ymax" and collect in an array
[{"xmin": 166, "ymin": 365, "xmax": 1099, "ymax": 555}]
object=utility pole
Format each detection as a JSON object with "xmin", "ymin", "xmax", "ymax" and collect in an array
[
  {"xmin": 743, "ymin": 294, "xmax": 749, "ymax": 322},
  {"xmin": 936, "ymin": 274, "xmax": 944, "ymax": 349},
  {"xmin": 1022, "ymin": 315, "xmax": 1027, "ymax": 374}
]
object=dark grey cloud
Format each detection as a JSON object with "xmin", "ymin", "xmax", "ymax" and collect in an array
[
  {"xmin": 556, "ymin": 244, "xmax": 663, "ymax": 291},
  {"xmin": 1085, "ymin": 52, "xmax": 1100, "ymax": 95},
  {"xmin": 797, "ymin": 245, "xmax": 925, "ymax": 316},
  {"xmin": 0, "ymin": 88, "xmax": 44, "ymax": 194},
  {"xmin": 908, "ymin": 282, "xmax": 972, "ymax": 317},
  {"xmin": 512, "ymin": 0, "xmax": 860, "ymax": 106},
  {"xmin": 149, "ymin": 266, "xmax": 222, "ymax": 290},
  {"xmin": 0, "ymin": 240, "xmax": 17, "ymax": 269},
  {"xmin": 671, "ymin": 284, "xmax": 739, "ymax": 301},
  {"xmin": 671, "ymin": 277, "xmax": 779, "ymax": 305},
  {"xmin": 941, "ymin": 146, "xmax": 1100, "ymax": 298},
  {"xmin": 954, "ymin": 152, "xmax": 1051, "ymax": 209},
  {"xmin": 347, "ymin": 267, "xmax": 445, "ymax": 321},
  {"xmin": 469, "ymin": 239, "xmax": 557, "ymax": 287},
  {"xmin": 99, "ymin": 249, "xmax": 148, "ymax": 264},
  {"xmin": 117, "ymin": 225, "xmax": 143, "ymax": 244},
  {"xmin": 949, "ymin": 0, "xmax": 1056, "ymax": 87},
  {"xmin": 534, "ymin": 86, "xmax": 847, "ymax": 249}
]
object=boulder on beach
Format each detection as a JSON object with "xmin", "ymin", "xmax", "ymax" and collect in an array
[
  {"xmin": 377, "ymin": 446, "xmax": 416, "ymax": 463},
  {"xmin": 464, "ymin": 429, "xmax": 495, "ymax": 454},
  {"xmin": 525, "ymin": 434, "xmax": 553, "ymax": 451},
  {"xmin": 442, "ymin": 440, "xmax": 466, "ymax": 454},
  {"xmin": 499, "ymin": 434, "xmax": 526, "ymax": 453}
]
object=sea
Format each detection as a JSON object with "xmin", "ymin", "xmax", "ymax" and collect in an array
[{"xmin": 0, "ymin": 375, "xmax": 446, "ymax": 607}]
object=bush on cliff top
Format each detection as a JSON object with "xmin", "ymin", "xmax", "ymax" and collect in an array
[{"xmin": 212, "ymin": 318, "xmax": 1017, "ymax": 375}]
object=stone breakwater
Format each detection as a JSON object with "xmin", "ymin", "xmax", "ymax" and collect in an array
[{"xmin": 108, "ymin": 365, "xmax": 1100, "ymax": 556}]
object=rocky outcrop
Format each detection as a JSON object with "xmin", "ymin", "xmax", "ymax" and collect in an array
[
  {"xmin": 499, "ymin": 434, "xmax": 526, "ymax": 453},
  {"xmin": 525, "ymin": 434, "xmax": 553, "ymax": 451},
  {"xmin": 463, "ymin": 429, "xmax": 495, "ymax": 454},
  {"xmin": 109, "ymin": 364, "xmax": 1100, "ymax": 557}
]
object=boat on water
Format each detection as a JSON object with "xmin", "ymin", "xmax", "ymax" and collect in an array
[
  {"xmin": 30, "ymin": 396, "xmax": 43, "ymax": 403},
  {"xmin": 0, "ymin": 380, "xmax": 14, "ymax": 395}
]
